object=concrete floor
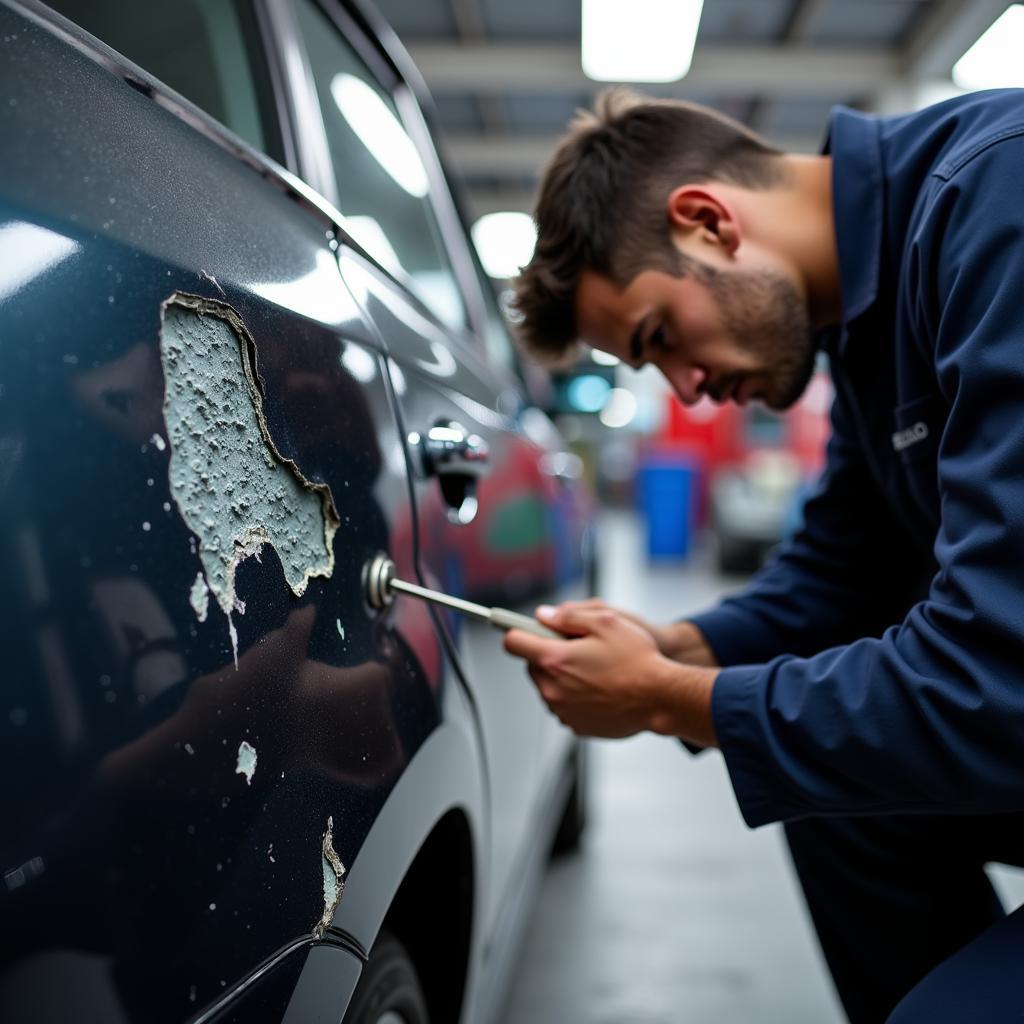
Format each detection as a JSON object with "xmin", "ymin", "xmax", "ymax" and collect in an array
[{"xmin": 500, "ymin": 510, "xmax": 1024, "ymax": 1024}]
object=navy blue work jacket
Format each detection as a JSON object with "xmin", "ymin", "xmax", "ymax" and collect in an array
[{"xmin": 690, "ymin": 90, "xmax": 1024, "ymax": 828}]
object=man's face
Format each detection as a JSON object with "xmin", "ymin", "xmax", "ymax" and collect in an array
[{"xmin": 575, "ymin": 262, "xmax": 816, "ymax": 410}]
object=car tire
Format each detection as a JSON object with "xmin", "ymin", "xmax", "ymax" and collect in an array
[
  {"xmin": 344, "ymin": 931, "xmax": 429, "ymax": 1024},
  {"xmin": 551, "ymin": 743, "xmax": 588, "ymax": 856}
]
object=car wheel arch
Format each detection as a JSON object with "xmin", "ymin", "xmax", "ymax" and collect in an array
[{"xmin": 332, "ymin": 717, "xmax": 485, "ymax": 1020}]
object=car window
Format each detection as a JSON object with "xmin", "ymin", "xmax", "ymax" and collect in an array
[
  {"xmin": 43, "ymin": 0, "xmax": 282, "ymax": 162},
  {"xmin": 290, "ymin": 0, "xmax": 468, "ymax": 335}
]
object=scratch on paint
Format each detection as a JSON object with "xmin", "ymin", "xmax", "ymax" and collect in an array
[{"xmin": 314, "ymin": 815, "xmax": 346, "ymax": 939}]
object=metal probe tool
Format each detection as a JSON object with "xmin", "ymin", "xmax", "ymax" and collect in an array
[{"xmin": 364, "ymin": 553, "xmax": 562, "ymax": 639}]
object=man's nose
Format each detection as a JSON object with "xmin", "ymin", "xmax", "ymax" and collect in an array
[{"xmin": 665, "ymin": 365, "xmax": 707, "ymax": 405}]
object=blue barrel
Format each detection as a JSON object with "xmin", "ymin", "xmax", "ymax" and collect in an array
[{"xmin": 638, "ymin": 456, "xmax": 697, "ymax": 560}]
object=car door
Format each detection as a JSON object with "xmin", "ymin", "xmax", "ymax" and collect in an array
[
  {"xmin": 277, "ymin": 0, "xmax": 593, "ymax": 946},
  {"xmin": 0, "ymin": 2, "xmax": 448, "ymax": 1020}
]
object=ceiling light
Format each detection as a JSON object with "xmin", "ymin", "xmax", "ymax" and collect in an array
[
  {"xmin": 582, "ymin": 0, "xmax": 704, "ymax": 83},
  {"xmin": 471, "ymin": 212, "xmax": 537, "ymax": 279},
  {"xmin": 953, "ymin": 5, "xmax": 1024, "ymax": 90},
  {"xmin": 330, "ymin": 74, "xmax": 429, "ymax": 197}
]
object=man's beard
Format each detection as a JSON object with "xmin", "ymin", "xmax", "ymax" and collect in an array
[{"xmin": 703, "ymin": 265, "xmax": 817, "ymax": 410}]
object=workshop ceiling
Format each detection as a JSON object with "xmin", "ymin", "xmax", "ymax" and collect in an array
[{"xmin": 372, "ymin": 0, "xmax": 1011, "ymax": 216}]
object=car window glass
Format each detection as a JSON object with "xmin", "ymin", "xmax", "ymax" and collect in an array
[
  {"xmin": 470, "ymin": 259, "xmax": 521, "ymax": 377},
  {"xmin": 43, "ymin": 0, "xmax": 282, "ymax": 162},
  {"xmin": 291, "ymin": 0, "xmax": 467, "ymax": 335}
]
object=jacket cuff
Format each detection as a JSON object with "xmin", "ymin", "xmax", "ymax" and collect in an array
[
  {"xmin": 687, "ymin": 605, "xmax": 786, "ymax": 668},
  {"xmin": 711, "ymin": 664, "xmax": 804, "ymax": 828}
]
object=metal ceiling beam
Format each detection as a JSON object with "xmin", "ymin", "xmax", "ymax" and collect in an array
[
  {"xmin": 408, "ymin": 41, "xmax": 900, "ymax": 95},
  {"xmin": 447, "ymin": 131, "xmax": 822, "ymax": 176},
  {"xmin": 467, "ymin": 187, "xmax": 537, "ymax": 218},
  {"xmin": 902, "ymin": 0, "xmax": 1009, "ymax": 78},
  {"xmin": 782, "ymin": 0, "xmax": 829, "ymax": 44}
]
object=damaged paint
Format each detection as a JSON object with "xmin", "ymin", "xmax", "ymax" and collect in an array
[
  {"xmin": 159, "ymin": 294, "xmax": 339, "ymax": 662},
  {"xmin": 235, "ymin": 740, "xmax": 257, "ymax": 785},
  {"xmin": 314, "ymin": 815, "xmax": 346, "ymax": 939},
  {"xmin": 189, "ymin": 572, "xmax": 210, "ymax": 623}
]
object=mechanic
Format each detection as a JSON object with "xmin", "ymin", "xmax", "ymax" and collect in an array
[{"xmin": 504, "ymin": 87, "xmax": 1024, "ymax": 1023}]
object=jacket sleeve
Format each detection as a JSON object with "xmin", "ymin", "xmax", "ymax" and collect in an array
[
  {"xmin": 689, "ymin": 377, "xmax": 931, "ymax": 667},
  {"xmin": 712, "ymin": 137, "xmax": 1024, "ymax": 827}
]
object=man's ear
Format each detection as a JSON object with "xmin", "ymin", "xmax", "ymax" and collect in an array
[{"xmin": 666, "ymin": 186, "xmax": 740, "ymax": 256}]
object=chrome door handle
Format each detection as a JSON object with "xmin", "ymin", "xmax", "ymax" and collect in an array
[
  {"xmin": 410, "ymin": 421, "xmax": 489, "ymax": 479},
  {"xmin": 408, "ymin": 421, "xmax": 489, "ymax": 525}
]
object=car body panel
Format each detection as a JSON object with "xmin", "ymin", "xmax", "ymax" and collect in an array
[{"xmin": 0, "ymin": 1, "xmax": 594, "ymax": 1020}]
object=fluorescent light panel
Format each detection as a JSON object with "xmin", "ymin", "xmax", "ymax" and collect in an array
[
  {"xmin": 582, "ymin": 0, "xmax": 705, "ymax": 83},
  {"xmin": 953, "ymin": 5, "xmax": 1024, "ymax": 90}
]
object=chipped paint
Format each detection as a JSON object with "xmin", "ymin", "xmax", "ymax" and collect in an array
[
  {"xmin": 314, "ymin": 815, "xmax": 346, "ymax": 939},
  {"xmin": 150, "ymin": 433, "xmax": 166, "ymax": 451},
  {"xmin": 199, "ymin": 270, "xmax": 226, "ymax": 297},
  {"xmin": 235, "ymin": 740, "xmax": 257, "ymax": 786},
  {"xmin": 189, "ymin": 572, "xmax": 209, "ymax": 623},
  {"xmin": 159, "ymin": 294, "xmax": 339, "ymax": 661},
  {"xmin": 336, "ymin": 618, "xmax": 345, "ymax": 640}
]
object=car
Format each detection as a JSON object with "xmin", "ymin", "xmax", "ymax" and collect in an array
[{"xmin": 0, "ymin": 1, "xmax": 595, "ymax": 1021}]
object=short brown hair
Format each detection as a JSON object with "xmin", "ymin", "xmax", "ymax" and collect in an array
[{"xmin": 511, "ymin": 89, "xmax": 786, "ymax": 363}]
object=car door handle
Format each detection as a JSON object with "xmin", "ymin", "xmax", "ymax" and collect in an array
[
  {"xmin": 410, "ymin": 421, "xmax": 489, "ymax": 479},
  {"xmin": 408, "ymin": 421, "xmax": 489, "ymax": 525}
]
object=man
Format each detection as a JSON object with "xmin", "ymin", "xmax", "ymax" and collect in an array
[{"xmin": 505, "ymin": 88, "xmax": 1024, "ymax": 1022}]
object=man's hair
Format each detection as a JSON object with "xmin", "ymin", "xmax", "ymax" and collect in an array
[{"xmin": 511, "ymin": 89, "xmax": 786, "ymax": 363}]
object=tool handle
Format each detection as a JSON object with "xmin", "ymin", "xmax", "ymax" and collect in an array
[{"xmin": 490, "ymin": 607, "xmax": 563, "ymax": 639}]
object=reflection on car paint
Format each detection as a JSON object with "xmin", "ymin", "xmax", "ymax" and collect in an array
[
  {"xmin": 249, "ymin": 250, "xmax": 361, "ymax": 327},
  {"xmin": 160, "ymin": 294, "xmax": 340, "ymax": 665},
  {"xmin": 0, "ymin": 221, "xmax": 79, "ymax": 302}
]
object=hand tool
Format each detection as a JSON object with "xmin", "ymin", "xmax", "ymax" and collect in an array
[{"xmin": 364, "ymin": 553, "xmax": 562, "ymax": 639}]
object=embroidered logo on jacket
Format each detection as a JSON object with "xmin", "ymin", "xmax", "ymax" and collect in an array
[{"xmin": 892, "ymin": 421, "xmax": 929, "ymax": 452}]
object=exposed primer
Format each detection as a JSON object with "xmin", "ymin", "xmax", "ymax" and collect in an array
[
  {"xmin": 189, "ymin": 572, "xmax": 210, "ymax": 623},
  {"xmin": 314, "ymin": 815, "xmax": 346, "ymax": 939},
  {"xmin": 159, "ymin": 293, "xmax": 340, "ymax": 662},
  {"xmin": 235, "ymin": 740, "xmax": 257, "ymax": 786}
]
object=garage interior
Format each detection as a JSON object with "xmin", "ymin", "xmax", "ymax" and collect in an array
[{"xmin": 368, "ymin": 1, "xmax": 1024, "ymax": 1020}]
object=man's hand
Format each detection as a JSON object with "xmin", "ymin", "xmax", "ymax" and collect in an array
[
  {"xmin": 535, "ymin": 599, "xmax": 719, "ymax": 667},
  {"xmin": 503, "ymin": 604, "xmax": 719, "ymax": 746}
]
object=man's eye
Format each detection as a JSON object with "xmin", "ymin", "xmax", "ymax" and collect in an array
[{"xmin": 649, "ymin": 325, "xmax": 668, "ymax": 350}]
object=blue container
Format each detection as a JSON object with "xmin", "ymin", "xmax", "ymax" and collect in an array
[{"xmin": 638, "ymin": 457, "xmax": 697, "ymax": 560}]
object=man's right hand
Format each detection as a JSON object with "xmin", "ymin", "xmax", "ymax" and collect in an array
[{"xmin": 535, "ymin": 599, "xmax": 718, "ymax": 668}]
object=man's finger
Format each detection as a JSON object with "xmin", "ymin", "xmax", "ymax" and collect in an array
[
  {"xmin": 536, "ymin": 602, "xmax": 622, "ymax": 637},
  {"xmin": 503, "ymin": 627, "xmax": 567, "ymax": 664}
]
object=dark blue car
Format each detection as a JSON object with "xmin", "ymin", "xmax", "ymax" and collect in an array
[{"xmin": 0, "ymin": 2, "xmax": 594, "ymax": 1020}]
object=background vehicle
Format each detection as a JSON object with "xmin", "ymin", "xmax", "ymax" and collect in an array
[{"xmin": 0, "ymin": 1, "xmax": 594, "ymax": 1020}]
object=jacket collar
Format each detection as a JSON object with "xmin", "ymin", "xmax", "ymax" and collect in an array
[{"xmin": 822, "ymin": 107, "xmax": 884, "ymax": 349}]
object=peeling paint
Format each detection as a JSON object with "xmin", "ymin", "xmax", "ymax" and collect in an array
[
  {"xmin": 159, "ymin": 294, "xmax": 339, "ymax": 661},
  {"xmin": 235, "ymin": 740, "xmax": 257, "ymax": 785},
  {"xmin": 189, "ymin": 572, "xmax": 209, "ymax": 623},
  {"xmin": 199, "ymin": 270, "xmax": 226, "ymax": 297},
  {"xmin": 314, "ymin": 815, "xmax": 346, "ymax": 939}
]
